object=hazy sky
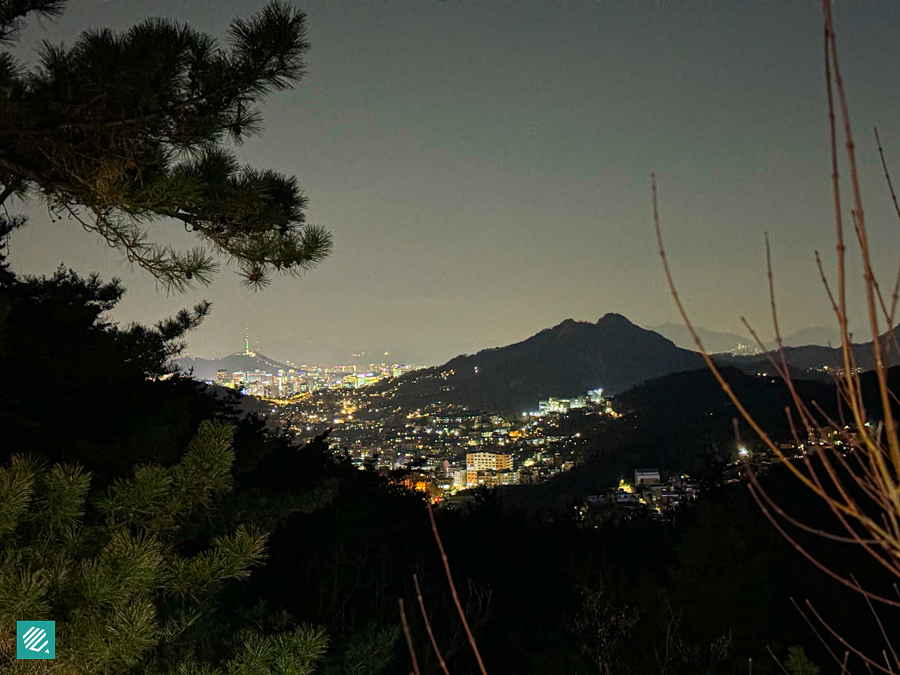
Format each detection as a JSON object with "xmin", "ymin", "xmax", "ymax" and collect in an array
[{"xmin": 8, "ymin": 0, "xmax": 900, "ymax": 364}]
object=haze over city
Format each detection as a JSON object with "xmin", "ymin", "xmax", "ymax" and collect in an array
[{"xmin": 9, "ymin": 0, "xmax": 900, "ymax": 364}]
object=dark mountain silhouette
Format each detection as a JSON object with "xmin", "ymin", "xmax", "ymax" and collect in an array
[
  {"xmin": 376, "ymin": 314, "xmax": 705, "ymax": 413},
  {"xmin": 724, "ymin": 324, "xmax": 900, "ymax": 376},
  {"xmin": 177, "ymin": 352, "xmax": 292, "ymax": 382},
  {"xmin": 373, "ymin": 315, "xmax": 900, "ymax": 414}
]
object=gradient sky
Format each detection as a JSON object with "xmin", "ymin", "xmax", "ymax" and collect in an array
[{"xmin": 8, "ymin": 0, "xmax": 900, "ymax": 365}]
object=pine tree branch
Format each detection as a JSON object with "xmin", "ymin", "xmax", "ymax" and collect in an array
[{"xmin": 0, "ymin": 2, "xmax": 328, "ymax": 289}]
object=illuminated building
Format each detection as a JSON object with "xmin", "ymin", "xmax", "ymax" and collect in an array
[
  {"xmin": 538, "ymin": 397, "xmax": 586, "ymax": 415},
  {"xmin": 634, "ymin": 469, "xmax": 661, "ymax": 486},
  {"xmin": 464, "ymin": 451, "xmax": 513, "ymax": 488},
  {"xmin": 499, "ymin": 470, "xmax": 519, "ymax": 485},
  {"xmin": 466, "ymin": 451, "xmax": 512, "ymax": 472},
  {"xmin": 354, "ymin": 373, "xmax": 379, "ymax": 388},
  {"xmin": 466, "ymin": 470, "xmax": 501, "ymax": 488}
]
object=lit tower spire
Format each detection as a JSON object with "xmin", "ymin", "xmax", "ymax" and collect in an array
[{"xmin": 243, "ymin": 324, "xmax": 256, "ymax": 357}]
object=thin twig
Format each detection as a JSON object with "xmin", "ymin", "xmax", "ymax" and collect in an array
[
  {"xmin": 413, "ymin": 574, "xmax": 452, "ymax": 675},
  {"xmin": 426, "ymin": 500, "xmax": 489, "ymax": 675},
  {"xmin": 399, "ymin": 599, "xmax": 422, "ymax": 675},
  {"xmin": 766, "ymin": 645, "xmax": 791, "ymax": 675}
]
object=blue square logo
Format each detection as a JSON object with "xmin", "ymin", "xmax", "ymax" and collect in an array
[{"xmin": 17, "ymin": 621, "xmax": 55, "ymax": 659}]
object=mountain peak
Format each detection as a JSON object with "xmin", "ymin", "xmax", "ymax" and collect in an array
[
  {"xmin": 597, "ymin": 312, "xmax": 633, "ymax": 325},
  {"xmin": 547, "ymin": 318, "xmax": 589, "ymax": 335}
]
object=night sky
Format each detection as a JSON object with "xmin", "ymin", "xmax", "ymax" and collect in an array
[{"xmin": 8, "ymin": 1, "xmax": 900, "ymax": 365}]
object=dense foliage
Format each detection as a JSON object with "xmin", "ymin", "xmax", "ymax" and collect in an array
[
  {"xmin": 0, "ymin": 0, "xmax": 331, "ymax": 289},
  {"xmin": 0, "ymin": 421, "xmax": 329, "ymax": 674}
]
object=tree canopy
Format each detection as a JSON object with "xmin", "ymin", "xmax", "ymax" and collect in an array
[
  {"xmin": 0, "ymin": 420, "xmax": 330, "ymax": 674},
  {"xmin": 0, "ymin": 0, "xmax": 331, "ymax": 290}
]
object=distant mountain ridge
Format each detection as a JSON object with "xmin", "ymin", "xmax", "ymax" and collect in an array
[
  {"xmin": 780, "ymin": 326, "xmax": 844, "ymax": 348},
  {"xmin": 649, "ymin": 323, "xmax": 760, "ymax": 354},
  {"xmin": 375, "ymin": 314, "xmax": 705, "ymax": 413},
  {"xmin": 177, "ymin": 352, "xmax": 291, "ymax": 382},
  {"xmin": 725, "ymin": 326, "xmax": 900, "ymax": 375},
  {"xmin": 650, "ymin": 323, "xmax": 848, "ymax": 354}
]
